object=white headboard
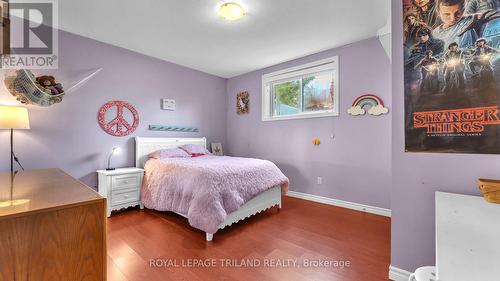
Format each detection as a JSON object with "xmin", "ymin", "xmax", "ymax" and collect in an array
[{"xmin": 135, "ymin": 137, "xmax": 207, "ymax": 168}]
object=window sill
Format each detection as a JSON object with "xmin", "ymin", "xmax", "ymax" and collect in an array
[{"xmin": 262, "ymin": 111, "xmax": 339, "ymax": 122}]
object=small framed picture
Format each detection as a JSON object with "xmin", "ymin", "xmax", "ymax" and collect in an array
[
  {"xmin": 236, "ymin": 91, "xmax": 249, "ymax": 114},
  {"xmin": 211, "ymin": 143, "xmax": 223, "ymax": 156}
]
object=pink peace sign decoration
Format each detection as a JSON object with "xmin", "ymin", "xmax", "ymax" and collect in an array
[{"xmin": 98, "ymin": 100, "xmax": 139, "ymax": 137}]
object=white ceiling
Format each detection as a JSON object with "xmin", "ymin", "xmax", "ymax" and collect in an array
[{"xmin": 58, "ymin": 0, "xmax": 391, "ymax": 78}]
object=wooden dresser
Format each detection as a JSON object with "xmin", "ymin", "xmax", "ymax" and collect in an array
[{"xmin": 0, "ymin": 169, "xmax": 106, "ymax": 281}]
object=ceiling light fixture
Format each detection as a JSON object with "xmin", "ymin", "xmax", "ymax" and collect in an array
[{"xmin": 218, "ymin": 2, "xmax": 246, "ymax": 21}]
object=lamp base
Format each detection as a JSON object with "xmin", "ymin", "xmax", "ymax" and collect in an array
[{"xmin": 106, "ymin": 168, "xmax": 116, "ymax": 171}]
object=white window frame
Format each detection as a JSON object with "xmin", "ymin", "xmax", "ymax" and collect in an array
[{"xmin": 262, "ymin": 56, "xmax": 339, "ymax": 121}]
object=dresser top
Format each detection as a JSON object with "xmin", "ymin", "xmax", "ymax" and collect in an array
[
  {"xmin": 436, "ymin": 191, "xmax": 500, "ymax": 281},
  {"xmin": 0, "ymin": 168, "xmax": 104, "ymax": 219},
  {"xmin": 96, "ymin": 167, "xmax": 144, "ymax": 176}
]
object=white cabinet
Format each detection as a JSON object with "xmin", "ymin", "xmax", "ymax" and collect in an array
[
  {"xmin": 436, "ymin": 192, "xmax": 500, "ymax": 281},
  {"xmin": 97, "ymin": 168, "xmax": 144, "ymax": 217}
]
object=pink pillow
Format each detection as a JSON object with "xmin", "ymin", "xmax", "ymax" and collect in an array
[
  {"xmin": 148, "ymin": 148, "xmax": 191, "ymax": 159},
  {"xmin": 179, "ymin": 144, "xmax": 211, "ymax": 156}
]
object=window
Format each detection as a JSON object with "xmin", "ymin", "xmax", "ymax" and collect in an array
[{"xmin": 262, "ymin": 57, "xmax": 339, "ymax": 121}]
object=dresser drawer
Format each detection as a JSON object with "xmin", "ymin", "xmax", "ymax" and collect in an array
[
  {"xmin": 111, "ymin": 189, "xmax": 139, "ymax": 206},
  {"xmin": 111, "ymin": 174, "xmax": 141, "ymax": 190}
]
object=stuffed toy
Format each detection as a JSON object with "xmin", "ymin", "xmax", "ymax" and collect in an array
[{"xmin": 36, "ymin": 75, "xmax": 64, "ymax": 95}]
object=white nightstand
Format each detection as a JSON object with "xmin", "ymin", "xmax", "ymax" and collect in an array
[{"xmin": 97, "ymin": 168, "xmax": 144, "ymax": 217}]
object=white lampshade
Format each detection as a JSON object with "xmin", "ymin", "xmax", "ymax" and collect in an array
[{"xmin": 0, "ymin": 106, "xmax": 30, "ymax": 130}]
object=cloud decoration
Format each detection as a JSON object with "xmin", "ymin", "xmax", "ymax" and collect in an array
[
  {"xmin": 368, "ymin": 104, "xmax": 389, "ymax": 116},
  {"xmin": 347, "ymin": 105, "xmax": 365, "ymax": 116},
  {"xmin": 347, "ymin": 94, "xmax": 389, "ymax": 116}
]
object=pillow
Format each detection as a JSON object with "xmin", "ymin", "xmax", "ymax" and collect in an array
[
  {"xmin": 148, "ymin": 148, "xmax": 191, "ymax": 159},
  {"xmin": 179, "ymin": 144, "xmax": 211, "ymax": 156}
]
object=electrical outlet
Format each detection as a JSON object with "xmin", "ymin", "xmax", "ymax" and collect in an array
[{"xmin": 317, "ymin": 177, "xmax": 322, "ymax": 185}]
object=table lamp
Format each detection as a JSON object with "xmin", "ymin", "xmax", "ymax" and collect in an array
[
  {"xmin": 0, "ymin": 106, "xmax": 30, "ymax": 173},
  {"xmin": 106, "ymin": 146, "xmax": 121, "ymax": 171}
]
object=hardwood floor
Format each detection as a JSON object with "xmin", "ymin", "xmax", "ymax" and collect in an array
[{"xmin": 107, "ymin": 196, "xmax": 390, "ymax": 281}]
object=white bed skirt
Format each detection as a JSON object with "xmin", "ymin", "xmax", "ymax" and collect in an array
[{"xmin": 175, "ymin": 186, "xmax": 282, "ymax": 241}]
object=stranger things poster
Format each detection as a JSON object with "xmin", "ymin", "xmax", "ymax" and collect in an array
[{"xmin": 403, "ymin": 0, "xmax": 500, "ymax": 154}]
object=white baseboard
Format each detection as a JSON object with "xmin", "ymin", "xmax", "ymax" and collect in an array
[
  {"xmin": 286, "ymin": 191, "xmax": 392, "ymax": 217},
  {"xmin": 389, "ymin": 265, "xmax": 412, "ymax": 281}
]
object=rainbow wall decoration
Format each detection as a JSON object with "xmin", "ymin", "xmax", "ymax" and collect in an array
[{"xmin": 347, "ymin": 94, "xmax": 389, "ymax": 116}]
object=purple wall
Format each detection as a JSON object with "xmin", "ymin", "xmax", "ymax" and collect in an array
[
  {"xmin": 391, "ymin": 0, "xmax": 500, "ymax": 272},
  {"xmin": 3, "ymin": 8, "xmax": 484, "ymax": 271},
  {"xmin": 225, "ymin": 37, "xmax": 392, "ymax": 209},
  {"xmin": 0, "ymin": 30, "xmax": 227, "ymax": 188}
]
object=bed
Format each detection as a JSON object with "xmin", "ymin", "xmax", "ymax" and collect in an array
[{"xmin": 135, "ymin": 137, "xmax": 288, "ymax": 241}]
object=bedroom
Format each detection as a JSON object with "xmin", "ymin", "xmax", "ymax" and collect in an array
[{"xmin": 0, "ymin": 0, "xmax": 499, "ymax": 281}]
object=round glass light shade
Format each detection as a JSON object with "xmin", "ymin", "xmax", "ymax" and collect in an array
[{"xmin": 218, "ymin": 2, "xmax": 246, "ymax": 21}]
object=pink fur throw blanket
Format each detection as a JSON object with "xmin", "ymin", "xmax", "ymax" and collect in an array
[{"xmin": 142, "ymin": 155, "xmax": 289, "ymax": 234}]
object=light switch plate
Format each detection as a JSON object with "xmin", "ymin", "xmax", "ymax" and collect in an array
[{"xmin": 162, "ymin": 99, "xmax": 176, "ymax": 111}]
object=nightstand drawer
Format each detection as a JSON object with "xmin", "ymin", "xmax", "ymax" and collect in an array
[
  {"xmin": 97, "ymin": 168, "xmax": 144, "ymax": 217},
  {"xmin": 111, "ymin": 189, "xmax": 139, "ymax": 206},
  {"xmin": 111, "ymin": 174, "xmax": 141, "ymax": 190}
]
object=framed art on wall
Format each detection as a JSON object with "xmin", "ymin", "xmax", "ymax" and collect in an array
[
  {"xmin": 236, "ymin": 91, "xmax": 249, "ymax": 114},
  {"xmin": 211, "ymin": 143, "xmax": 223, "ymax": 156}
]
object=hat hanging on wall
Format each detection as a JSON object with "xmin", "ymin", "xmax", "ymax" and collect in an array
[{"xmin": 347, "ymin": 94, "xmax": 389, "ymax": 116}]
